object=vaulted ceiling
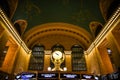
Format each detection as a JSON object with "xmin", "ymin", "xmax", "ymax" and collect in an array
[
  {"xmin": 12, "ymin": 0, "xmax": 105, "ymax": 32},
  {"xmin": 0, "ymin": 0, "xmax": 119, "ymax": 50}
]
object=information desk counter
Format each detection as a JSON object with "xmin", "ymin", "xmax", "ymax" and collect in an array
[
  {"xmin": 15, "ymin": 71, "xmax": 96, "ymax": 80},
  {"xmin": 38, "ymin": 72, "xmax": 95, "ymax": 80}
]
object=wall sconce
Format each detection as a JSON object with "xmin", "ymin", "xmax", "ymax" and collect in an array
[{"xmin": 107, "ymin": 48, "xmax": 112, "ymax": 54}]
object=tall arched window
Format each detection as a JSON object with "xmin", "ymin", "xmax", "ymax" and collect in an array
[
  {"xmin": 28, "ymin": 44, "xmax": 45, "ymax": 71},
  {"xmin": 71, "ymin": 45, "xmax": 87, "ymax": 71}
]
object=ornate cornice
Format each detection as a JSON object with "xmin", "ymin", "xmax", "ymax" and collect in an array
[
  {"xmin": 0, "ymin": 8, "xmax": 31, "ymax": 54},
  {"xmin": 86, "ymin": 7, "xmax": 120, "ymax": 54}
]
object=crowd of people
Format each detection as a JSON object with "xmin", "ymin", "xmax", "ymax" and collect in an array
[{"xmin": 98, "ymin": 67, "xmax": 120, "ymax": 80}]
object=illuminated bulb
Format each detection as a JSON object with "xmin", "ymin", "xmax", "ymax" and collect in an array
[
  {"xmin": 48, "ymin": 67, "xmax": 51, "ymax": 71},
  {"xmin": 63, "ymin": 67, "xmax": 67, "ymax": 71}
]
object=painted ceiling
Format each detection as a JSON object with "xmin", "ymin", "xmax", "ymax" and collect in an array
[{"xmin": 12, "ymin": 0, "xmax": 105, "ymax": 33}]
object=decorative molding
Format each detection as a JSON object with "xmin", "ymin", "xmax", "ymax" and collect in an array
[
  {"xmin": 0, "ymin": 8, "xmax": 31, "ymax": 54},
  {"xmin": 23, "ymin": 23, "xmax": 93, "ymax": 50},
  {"xmin": 86, "ymin": 7, "xmax": 120, "ymax": 54}
]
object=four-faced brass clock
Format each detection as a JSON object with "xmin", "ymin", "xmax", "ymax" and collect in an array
[{"xmin": 51, "ymin": 50, "xmax": 65, "ymax": 71}]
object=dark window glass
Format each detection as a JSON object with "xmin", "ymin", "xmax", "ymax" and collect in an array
[
  {"xmin": 28, "ymin": 44, "xmax": 45, "ymax": 71},
  {"xmin": 71, "ymin": 45, "xmax": 87, "ymax": 71}
]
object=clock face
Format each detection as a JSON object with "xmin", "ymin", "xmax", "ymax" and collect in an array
[{"xmin": 52, "ymin": 51, "xmax": 63, "ymax": 60}]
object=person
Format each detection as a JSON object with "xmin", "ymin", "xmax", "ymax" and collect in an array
[
  {"xmin": 113, "ymin": 67, "xmax": 120, "ymax": 80},
  {"xmin": 117, "ymin": 67, "xmax": 120, "ymax": 80}
]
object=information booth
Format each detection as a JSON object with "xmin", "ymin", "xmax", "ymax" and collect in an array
[{"xmin": 15, "ymin": 71, "xmax": 96, "ymax": 80}]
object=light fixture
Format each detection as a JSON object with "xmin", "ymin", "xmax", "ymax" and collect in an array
[
  {"xmin": 107, "ymin": 48, "xmax": 112, "ymax": 54},
  {"xmin": 63, "ymin": 67, "xmax": 67, "ymax": 71},
  {"xmin": 47, "ymin": 67, "xmax": 51, "ymax": 71}
]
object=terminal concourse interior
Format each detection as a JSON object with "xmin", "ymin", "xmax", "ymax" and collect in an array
[{"xmin": 0, "ymin": 0, "xmax": 120, "ymax": 79}]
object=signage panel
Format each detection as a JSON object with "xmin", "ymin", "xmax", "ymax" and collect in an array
[
  {"xmin": 60, "ymin": 73, "xmax": 80, "ymax": 79},
  {"xmin": 38, "ymin": 73, "xmax": 59, "ymax": 79},
  {"xmin": 15, "ymin": 72, "xmax": 36, "ymax": 79},
  {"xmin": 81, "ymin": 74, "xmax": 94, "ymax": 79}
]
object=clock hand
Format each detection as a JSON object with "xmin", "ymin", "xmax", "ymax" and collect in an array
[{"xmin": 56, "ymin": 53, "xmax": 59, "ymax": 56}]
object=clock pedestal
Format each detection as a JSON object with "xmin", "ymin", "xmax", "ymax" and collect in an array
[{"xmin": 52, "ymin": 60, "xmax": 63, "ymax": 71}]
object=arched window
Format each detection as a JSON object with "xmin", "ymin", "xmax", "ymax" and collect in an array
[
  {"xmin": 71, "ymin": 45, "xmax": 87, "ymax": 71},
  {"xmin": 14, "ymin": 23, "xmax": 21, "ymax": 35},
  {"xmin": 28, "ymin": 44, "xmax": 45, "ymax": 71},
  {"xmin": 95, "ymin": 24, "xmax": 103, "ymax": 37}
]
